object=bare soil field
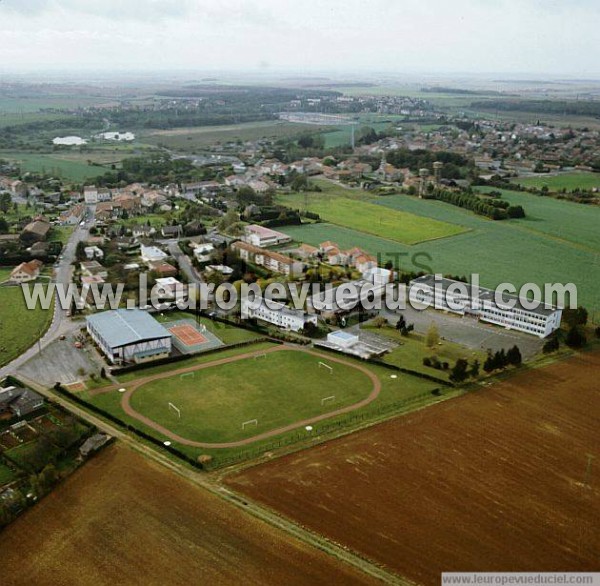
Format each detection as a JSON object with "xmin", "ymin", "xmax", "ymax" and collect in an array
[
  {"xmin": 226, "ymin": 351, "xmax": 600, "ymax": 586},
  {"xmin": 0, "ymin": 444, "xmax": 375, "ymax": 586}
]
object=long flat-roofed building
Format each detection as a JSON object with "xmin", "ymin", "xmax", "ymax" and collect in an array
[
  {"xmin": 242, "ymin": 224, "xmax": 291, "ymax": 248},
  {"xmin": 241, "ymin": 296, "xmax": 317, "ymax": 332},
  {"xmin": 86, "ymin": 309, "xmax": 172, "ymax": 364},
  {"xmin": 409, "ymin": 274, "xmax": 562, "ymax": 338}
]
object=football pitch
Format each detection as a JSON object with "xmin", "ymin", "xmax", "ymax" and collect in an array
[{"xmin": 126, "ymin": 348, "xmax": 376, "ymax": 445}]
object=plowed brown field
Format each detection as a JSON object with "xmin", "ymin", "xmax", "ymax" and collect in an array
[
  {"xmin": 226, "ymin": 351, "xmax": 600, "ymax": 585},
  {"xmin": 0, "ymin": 444, "xmax": 375, "ymax": 586}
]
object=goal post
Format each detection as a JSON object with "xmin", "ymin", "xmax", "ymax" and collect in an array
[
  {"xmin": 318, "ymin": 361, "xmax": 333, "ymax": 374},
  {"xmin": 168, "ymin": 402, "xmax": 181, "ymax": 419},
  {"xmin": 180, "ymin": 371, "xmax": 195, "ymax": 380},
  {"xmin": 321, "ymin": 395, "xmax": 335, "ymax": 405},
  {"xmin": 242, "ymin": 419, "xmax": 258, "ymax": 430},
  {"xmin": 254, "ymin": 353, "xmax": 267, "ymax": 360}
]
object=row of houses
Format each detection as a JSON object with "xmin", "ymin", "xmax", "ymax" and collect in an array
[
  {"xmin": 294, "ymin": 240, "xmax": 378, "ymax": 274},
  {"xmin": 232, "ymin": 241, "xmax": 304, "ymax": 277}
]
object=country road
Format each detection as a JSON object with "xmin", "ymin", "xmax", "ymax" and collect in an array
[{"xmin": 0, "ymin": 205, "xmax": 94, "ymax": 378}]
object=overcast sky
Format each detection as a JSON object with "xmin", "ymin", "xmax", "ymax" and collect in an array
[{"xmin": 0, "ymin": 0, "xmax": 598, "ymax": 76}]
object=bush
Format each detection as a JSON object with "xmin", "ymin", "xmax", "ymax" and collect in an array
[
  {"xmin": 543, "ymin": 336, "xmax": 560, "ymax": 353},
  {"xmin": 565, "ymin": 325, "xmax": 586, "ymax": 348},
  {"xmin": 422, "ymin": 357, "xmax": 431, "ymax": 367}
]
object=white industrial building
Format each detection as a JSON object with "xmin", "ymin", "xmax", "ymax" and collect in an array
[
  {"xmin": 241, "ymin": 296, "xmax": 317, "ymax": 332},
  {"xmin": 242, "ymin": 224, "xmax": 291, "ymax": 248},
  {"xmin": 409, "ymin": 274, "xmax": 562, "ymax": 338},
  {"xmin": 86, "ymin": 309, "xmax": 172, "ymax": 364}
]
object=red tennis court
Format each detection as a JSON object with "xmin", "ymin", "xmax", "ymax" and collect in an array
[{"xmin": 168, "ymin": 324, "xmax": 208, "ymax": 347}]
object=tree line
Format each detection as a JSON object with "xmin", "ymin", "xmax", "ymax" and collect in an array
[{"xmin": 428, "ymin": 188, "xmax": 526, "ymax": 220}]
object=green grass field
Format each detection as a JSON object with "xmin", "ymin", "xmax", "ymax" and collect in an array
[
  {"xmin": 321, "ymin": 116, "xmax": 403, "ymax": 148},
  {"xmin": 49, "ymin": 226, "xmax": 74, "ymax": 244},
  {"xmin": 0, "ymin": 463, "xmax": 17, "ymax": 485},
  {"xmin": 510, "ymin": 172, "xmax": 600, "ymax": 191},
  {"xmin": 278, "ymin": 182, "xmax": 467, "ymax": 245},
  {"xmin": 0, "ymin": 277, "xmax": 53, "ymax": 368},
  {"xmin": 82, "ymin": 341, "xmax": 442, "ymax": 466},
  {"xmin": 129, "ymin": 350, "xmax": 372, "ymax": 443},
  {"xmin": 155, "ymin": 312, "xmax": 261, "ymax": 346},
  {"xmin": 0, "ymin": 152, "xmax": 98, "ymax": 182}
]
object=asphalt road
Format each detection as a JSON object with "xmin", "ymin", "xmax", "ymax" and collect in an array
[{"xmin": 0, "ymin": 206, "xmax": 95, "ymax": 378}]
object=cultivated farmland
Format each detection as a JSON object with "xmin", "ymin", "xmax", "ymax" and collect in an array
[
  {"xmin": 0, "ymin": 444, "xmax": 374, "ymax": 586},
  {"xmin": 226, "ymin": 350, "xmax": 600, "ymax": 585},
  {"xmin": 281, "ymin": 186, "xmax": 600, "ymax": 314},
  {"xmin": 141, "ymin": 120, "xmax": 324, "ymax": 151},
  {"xmin": 278, "ymin": 183, "xmax": 467, "ymax": 245},
  {"xmin": 511, "ymin": 172, "xmax": 600, "ymax": 191}
]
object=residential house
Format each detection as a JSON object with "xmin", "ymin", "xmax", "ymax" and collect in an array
[
  {"xmin": 205, "ymin": 264, "xmax": 234, "ymax": 277},
  {"xmin": 154, "ymin": 277, "xmax": 184, "ymax": 299},
  {"xmin": 84, "ymin": 246, "xmax": 104, "ymax": 260},
  {"xmin": 149, "ymin": 262, "xmax": 178, "ymax": 278},
  {"xmin": 0, "ymin": 386, "xmax": 44, "ymax": 417},
  {"xmin": 21, "ymin": 219, "xmax": 51, "ymax": 243},
  {"xmin": 80, "ymin": 261, "xmax": 108, "ymax": 279},
  {"xmin": 59, "ymin": 203, "xmax": 85, "ymax": 226},
  {"xmin": 95, "ymin": 202, "xmax": 121, "ymax": 222},
  {"xmin": 140, "ymin": 245, "xmax": 168, "ymax": 264},
  {"xmin": 161, "ymin": 225, "xmax": 183, "ymax": 239},
  {"xmin": 295, "ymin": 243, "xmax": 319, "ymax": 260},
  {"xmin": 10, "ymin": 259, "xmax": 43, "ymax": 283},
  {"xmin": 131, "ymin": 225, "xmax": 156, "ymax": 238},
  {"xmin": 191, "ymin": 242, "xmax": 215, "ymax": 263},
  {"xmin": 83, "ymin": 185, "xmax": 99, "ymax": 204}
]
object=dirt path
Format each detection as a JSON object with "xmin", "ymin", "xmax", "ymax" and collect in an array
[{"xmin": 116, "ymin": 345, "xmax": 382, "ymax": 449}]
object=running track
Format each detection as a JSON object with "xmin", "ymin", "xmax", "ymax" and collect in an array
[{"xmin": 97, "ymin": 345, "xmax": 382, "ymax": 449}]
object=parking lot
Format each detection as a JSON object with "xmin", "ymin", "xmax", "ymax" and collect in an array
[
  {"xmin": 381, "ymin": 305, "xmax": 544, "ymax": 360},
  {"xmin": 17, "ymin": 332, "xmax": 105, "ymax": 388}
]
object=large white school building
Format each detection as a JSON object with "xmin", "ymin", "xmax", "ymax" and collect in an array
[
  {"xmin": 241, "ymin": 296, "xmax": 317, "ymax": 332},
  {"xmin": 409, "ymin": 274, "xmax": 562, "ymax": 338}
]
